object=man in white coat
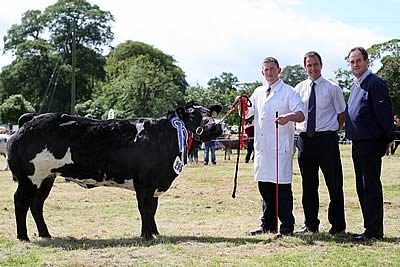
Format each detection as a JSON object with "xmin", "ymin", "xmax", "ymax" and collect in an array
[{"xmin": 243, "ymin": 57, "xmax": 305, "ymax": 236}]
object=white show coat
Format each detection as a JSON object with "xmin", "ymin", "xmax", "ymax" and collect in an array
[{"xmin": 246, "ymin": 79, "xmax": 304, "ymax": 184}]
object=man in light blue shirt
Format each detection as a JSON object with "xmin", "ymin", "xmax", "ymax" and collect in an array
[{"xmin": 295, "ymin": 51, "xmax": 346, "ymax": 235}]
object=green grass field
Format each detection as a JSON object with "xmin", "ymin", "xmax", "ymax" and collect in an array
[{"xmin": 0, "ymin": 145, "xmax": 399, "ymax": 266}]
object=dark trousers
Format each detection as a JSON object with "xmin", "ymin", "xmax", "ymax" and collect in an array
[
  {"xmin": 297, "ymin": 132, "xmax": 346, "ymax": 231},
  {"xmin": 245, "ymin": 141, "xmax": 254, "ymax": 162},
  {"xmin": 258, "ymin": 181, "xmax": 295, "ymax": 231},
  {"xmin": 352, "ymin": 140, "xmax": 386, "ymax": 238}
]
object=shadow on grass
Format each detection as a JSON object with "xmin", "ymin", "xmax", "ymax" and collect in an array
[
  {"xmin": 33, "ymin": 235, "xmax": 275, "ymax": 250},
  {"xmin": 33, "ymin": 232, "xmax": 400, "ymax": 250},
  {"xmin": 293, "ymin": 232, "xmax": 400, "ymax": 245}
]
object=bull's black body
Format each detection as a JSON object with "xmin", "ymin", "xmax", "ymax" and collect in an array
[{"xmin": 8, "ymin": 103, "xmax": 222, "ymax": 241}]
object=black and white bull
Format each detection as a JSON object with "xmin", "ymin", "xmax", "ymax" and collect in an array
[{"xmin": 7, "ymin": 103, "xmax": 222, "ymax": 241}]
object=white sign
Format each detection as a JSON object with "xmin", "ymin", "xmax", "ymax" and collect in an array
[{"xmin": 107, "ymin": 109, "xmax": 115, "ymax": 119}]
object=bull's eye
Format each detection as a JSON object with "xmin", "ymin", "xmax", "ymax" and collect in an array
[{"xmin": 187, "ymin": 108, "xmax": 194, "ymax": 113}]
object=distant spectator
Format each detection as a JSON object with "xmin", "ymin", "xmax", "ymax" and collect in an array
[
  {"xmin": 245, "ymin": 121, "xmax": 254, "ymax": 163},
  {"xmin": 223, "ymin": 124, "xmax": 232, "ymax": 135},
  {"xmin": 189, "ymin": 146, "xmax": 199, "ymax": 164},
  {"xmin": 389, "ymin": 115, "xmax": 400, "ymax": 155},
  {"xmin": 203, "ymin": 140, "xmax": 216, "ymax": 165}
]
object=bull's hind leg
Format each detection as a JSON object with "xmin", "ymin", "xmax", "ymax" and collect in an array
[
  {"xmin": 14, "ymin": 181, "xmax": 36, "ymax": 241},
  {"xmin": 30, "ymin": 176, "xmax": 55, "ymax": 238}
]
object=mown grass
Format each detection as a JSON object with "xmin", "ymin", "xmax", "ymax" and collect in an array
[{"xmin": 0, "ymin": 145, "xmax": 399, "ymax": 266}]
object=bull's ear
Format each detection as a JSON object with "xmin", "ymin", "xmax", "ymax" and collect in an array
[
  {"xmin": 209, "ymin": 105, "xmax": 223, "ymax": 115},
  {"xmin": 175, "ymin": 107, "xmax": 186, "ymax": 119}
]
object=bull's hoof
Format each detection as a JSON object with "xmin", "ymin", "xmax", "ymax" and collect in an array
[{"xmin": 151, "ymin": 227, "xmax": 160, "ymax": 236}]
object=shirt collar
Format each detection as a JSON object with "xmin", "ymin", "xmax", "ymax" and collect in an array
[
  {"xmin": 308, "ymin": 75, "xmax": 323, "ymax": 87},
  {"xmin": 267, "ymin": 79, "xmax": 282, "ymax": 91},
  {"xmin": 354, "ymin": 69, "xmax": 371, "ymax": 85}
]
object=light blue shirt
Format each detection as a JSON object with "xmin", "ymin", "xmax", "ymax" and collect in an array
[{"xmin": 295, "ymin": 76, "xmax": 346, "ymax": 133}]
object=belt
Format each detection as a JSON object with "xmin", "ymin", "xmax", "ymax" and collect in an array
[{"xmin": 299, "ymin": 131, "xmax": 336, "ymax": 138}]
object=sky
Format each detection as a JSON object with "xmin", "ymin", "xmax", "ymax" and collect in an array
[{"xmin": 0, "ymin": 0, "xmax": 399, "ymax": 86}]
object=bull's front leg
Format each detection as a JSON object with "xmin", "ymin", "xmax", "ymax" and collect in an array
[
  {"xmin": 150, "ymin": 197, "xmax": 159, "ymax": 236},
  {"xmin": 136, "ymin": 190, "xmax": 159, "ymax": 240}
]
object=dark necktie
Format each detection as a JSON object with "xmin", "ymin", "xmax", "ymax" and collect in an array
[
  {"xmin": 306, "ymin": 82, "xmax": 316, "ymax": 137},
  {"xmin": 266, "ymin": 87, "xmax": 271, "ymax": 97}
]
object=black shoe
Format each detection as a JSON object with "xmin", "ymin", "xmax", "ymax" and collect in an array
[
  {"xmin": 295, "ymin": 226, "xmax": 318, "ymax": 234},
  {"xmin": 279, "ymin": 228, "xmax": 294, "ymax": 236},
  {"xmin": 248, "ymin": 226, "xmax": 276, "ymax": 236},
  {"xmin": 353, "ymin": 232, "xmax": 383, "ymax": 242},
  {"xmin": 203, "ymin": 162, "xmax": 208, "ymax": 165},
  {"xmin": 212, "ymin": 161, "xmax": 216, "ymax": 165},
  {"xmin": 329, "ymin": 227, "xmax": 346, "ymax": 235}
]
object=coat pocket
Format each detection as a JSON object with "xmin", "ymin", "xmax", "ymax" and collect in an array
[{"xmin": 270, "ymin": 137, "xmax": 292, "ymax": 155}]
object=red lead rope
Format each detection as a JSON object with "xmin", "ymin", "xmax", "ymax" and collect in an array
[{"xmin": 239, "ymin": 97, "xmax": 248, "ymax": 149}]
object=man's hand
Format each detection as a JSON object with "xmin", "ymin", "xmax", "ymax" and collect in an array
[
  {"xmin": 275, "ymin": 115, "xmax": 290, "ymax": 125},
  {"xmin": 275, "ymin": 111, "xmax": 304, "ymax": 125},
  {"xmin": 234, "ymin": 94, "xmax": 248, "ymax": 113}
]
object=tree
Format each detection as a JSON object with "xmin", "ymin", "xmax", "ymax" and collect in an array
[
  {"xmin": 1, "ymin": 0, "xmax": 113, "ymax": 112},
  {"xmin": 236, "ymin": 81, "xmax": 262, "ymax": 96},
  {"xmin": 0, "ymin": 94, "xmax": 35, "ymax": 124},
  {"xmin": 367, "ymin": 39, "xmax": 400, "ymax": 114},
  {"xmin": 334, "ymin": 68, "xmax": 352, "ymax": 102},
  {"xmin": 280, "ymin": 64, "xmax": 307, "ymax": 87},
  {"xmin": 207, "ymin": 72, "xmax": 239, "ymax": 95},
  {"xmin": 97, "ymin": 41, "xmax": 188, "ymax": 117},
  {"xmin": 377, "ymin": 56, "xmax": 400, "ymax": 114},
  {"xmin": 367, "ymin": 39, "xmax": 400, "ymax": 67},
  {"xmin": 185, "ymin": 84, "xmax": 212, "ymax": 106},
  {"xmin": 206, "ymin": 72, "xmax": 240, "ymax": 114},
  {"xmin": 75, "ymin": 99, "xmax": 106, "ymax": 119}
]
